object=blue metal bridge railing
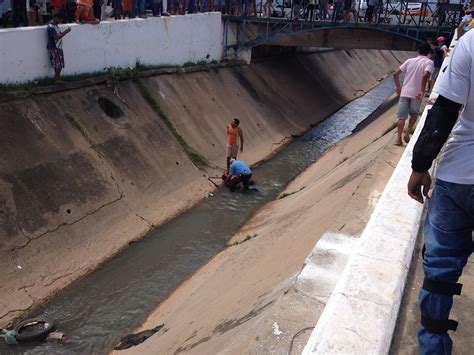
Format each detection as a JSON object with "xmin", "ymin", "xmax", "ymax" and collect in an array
[{"xmin": 222, "ymin": 0, "xmax": 465, "ymax": 54}]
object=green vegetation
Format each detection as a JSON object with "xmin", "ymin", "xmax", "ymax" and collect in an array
[
  {"xmin": 0, "ymin": 70, "xmax": 108, "ymax": 92},
  {"xmin": 183, "ymin": 61, "xmax": 196, "ymax": 67},
  {"xmin": 229, "ymin": 234, "xmax": 258, "ymax": 246},
  {"xmin": 382, "ymin": 122, "xmax": 398, "ymax": 136},
  {"xmin": 278, "ymin": 187, "xmax": 305, "ymax": 199},
  {"xmin": 134, "ymin": 61, "xmax": 177, "ymax": 71},
  {"xmin": 133, "ymin": 77, "xmax": 208, "ymax": 168},
  {"xmin": 0, "ymin": 60, "xmax": 222, "ymax": 93},
  {"xmin": 65, "ymin": 112, "xmax": 97, "ymax": 146}
]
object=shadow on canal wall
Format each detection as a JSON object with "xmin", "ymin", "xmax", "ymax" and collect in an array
[{"xmin": 0, "ymin": 49, "xmax": 410, "ymax": 327}]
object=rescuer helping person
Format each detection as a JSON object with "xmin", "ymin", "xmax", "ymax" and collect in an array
[{"xmin": 222, "ymin": 158, "xmax": 253, "ymax": 192}]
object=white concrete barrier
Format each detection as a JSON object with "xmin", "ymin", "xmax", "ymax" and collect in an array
[
  {"xmin": 303, "ymin": 35, "xmax": 459, "ymax": 354},
  {"xmin": 0, "ymin": 12, "xmax": 223, "ymax": 84}
]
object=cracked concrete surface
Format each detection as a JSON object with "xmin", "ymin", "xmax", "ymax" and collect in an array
[
  {"xmin": 114, "ymin": 102, "xmax": 405, "ymax": 355},
  {"xmin": 0, "ymin": 49, "xmax": 410, "ymax": 329},
  {"xmin": 0, "ymin": 81, "xmax": 211, "ymax": 328}
]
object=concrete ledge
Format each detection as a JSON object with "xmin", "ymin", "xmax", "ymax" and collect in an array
[
  {"xmin": 303, "ymin": 34, "xmax": 459, "ymax": 354},
  {"xmin": 303, "ymin": 120, "xmax": 424, "ymax": 354}
]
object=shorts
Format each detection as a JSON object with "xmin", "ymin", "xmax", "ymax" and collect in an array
[
  {"xmin": 226, "ymin": 144, "xmax": 239, "ymax": 158},
  {"xmin": 430, "ymin": 67, "xmax": 441, "ymax": 81},
  {"xmin": 49, "ymin": 48, "xmax": 65, "ymax": 69},
  {"xmin": 396, "ymin": 96, "xmax": 422, "ymax": 119}
]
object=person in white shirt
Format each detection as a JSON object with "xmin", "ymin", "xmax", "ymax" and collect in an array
[{"xmin": 407, "ymin": 29, "xmax": 474, "ymax": 355}]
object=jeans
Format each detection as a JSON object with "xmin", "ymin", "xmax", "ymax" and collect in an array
[
  {"xmin": 226, "ymin": 173, "xmax": 252, "ymax": 191},
  {"xmin": 131, "ymin": 0, "xmax": 146, "ymax": 16},
  {"xmin": 418, "ymin": 179, "xmax": 474, "ymax": 354},
  {"xmin": 141, "ymin": 0, "xmax": 158, "ymax": 15},
  {"xmin": 188, "ymin": 0, "xmax": 195, "ymax": 12},
  {"xmin": 332, "ymin": 1, "xmax": 341, "ymax": 22},
  {"xmin": 112, "ymin": 0, "xmax": 121, "ymax": 17},
  {"xmin": 396, "ymin": 96, "xmax": 422, "ymax": 120}
]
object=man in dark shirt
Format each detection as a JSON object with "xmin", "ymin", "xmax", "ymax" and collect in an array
[{"xmin": 47, "ymin": 14, "xmax": 71, "ymax": 84}]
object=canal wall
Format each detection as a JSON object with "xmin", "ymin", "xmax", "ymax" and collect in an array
[
  {"xmin": 0, "ymin": 48, "xmax": 410, "ymax": 328},
  {"xmin": 0, "ymin": 13, "xmax": 222, "ymax": 84}
]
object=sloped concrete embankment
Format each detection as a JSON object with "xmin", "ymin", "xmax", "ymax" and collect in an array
[
  {"xmin": 113, "ymin": 96, "xmax": 404, "ymax": 355},
  {"xmin": 0, "ymin": 49, "xmax": 409, "ymax": 328}
]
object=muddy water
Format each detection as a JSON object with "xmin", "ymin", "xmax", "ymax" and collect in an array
[{"xmin": 1, "ymin": 78, "xmax": 396, "ymax": 354}]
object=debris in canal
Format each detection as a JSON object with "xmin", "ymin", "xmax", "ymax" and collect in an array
[
  {"xmin": 114, "ymin": 324, "xmax": 165, "ymax": 350},
  {"xmin": 2, "ymin": 318, "xmax": 56, "ymax": 344},
  {"xmin": 46, "ymin": 331, "xmax": 65, "ymax": 342},
  {"xmin": 1, "ymin": 329, "xmax": 18, "ymax": 345}
]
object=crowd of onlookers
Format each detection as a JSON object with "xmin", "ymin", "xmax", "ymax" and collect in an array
[
  {"xmin": 2, "ymin": 0, "xmax": 227, "ymax": 27},
  {"xmin": 2, "ymin": 0, "xmax": 472, "ymax": 28}
]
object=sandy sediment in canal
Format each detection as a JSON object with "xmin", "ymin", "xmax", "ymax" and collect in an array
[
  {"xmin": 114, "ymin": 101, "xmax": 404, "ymax": 354},
  {"xmin": 0, "ymin": 49, "xmax": 409, "ymax": 327}
]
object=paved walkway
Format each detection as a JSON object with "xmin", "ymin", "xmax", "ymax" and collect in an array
[{"xmin": 390, "ymin": 230, "xmax": 474, "ymax": 354}]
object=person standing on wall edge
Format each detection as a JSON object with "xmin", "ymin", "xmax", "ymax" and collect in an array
[
  {"xmin": 226, "ymin": 118, "xmax": 244, "ymax": 173},
  {"xmin": 393, "ymin": 43, "xmax": 433, "ymax": 146},
  {"xmin": 47, "ymin": 14, "xmax": 71, "ymax": 84},
  {"xmin": 407, "ymin": 29, "xmax": 474, "ymax": 354}
]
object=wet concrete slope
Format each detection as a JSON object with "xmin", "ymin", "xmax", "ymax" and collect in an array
[
  {"xmin": 0, "ymin": 81, "xmax": 211, "ymax": 327},
  {"xmin": 0, "ymin": 49, "xmax": 410, "ymax": 328}
]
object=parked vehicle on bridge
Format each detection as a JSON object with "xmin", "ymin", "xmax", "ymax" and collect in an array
[
  {"xmin": 391, "ymin": 2, "xmax": 428, "ymax": 16},
  {"xmin": 380, "ymin": 2, "xmax": 430, "ymax": 24}
]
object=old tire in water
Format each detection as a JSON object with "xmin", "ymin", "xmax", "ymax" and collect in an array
[{"xmin": 14, "ymin": 318, "xmax": 55, "ymax": 342}]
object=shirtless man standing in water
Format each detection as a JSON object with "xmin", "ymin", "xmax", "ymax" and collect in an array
[{"xmin": 226, "ymin": 118, "xmax": 244, "ymax": 173}]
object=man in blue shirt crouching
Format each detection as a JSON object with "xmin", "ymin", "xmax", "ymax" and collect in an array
[{"xmin": 222, "ymin": 158, "xmax": 253, "ymax": 192}]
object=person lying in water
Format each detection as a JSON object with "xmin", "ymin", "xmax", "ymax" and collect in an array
[{"xmin": 222, "ymin": 158, "xmax": 253, "ymax": 192}]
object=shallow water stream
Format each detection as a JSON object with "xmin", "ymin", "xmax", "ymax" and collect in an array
[{"xmin": 1, "ymin": 77, "xmax": 396, "ymax": 354}]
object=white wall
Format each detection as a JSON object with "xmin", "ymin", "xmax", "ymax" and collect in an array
[{"xmin": 0, "ymin": 12, "xmax": 223, "ymax": 84}]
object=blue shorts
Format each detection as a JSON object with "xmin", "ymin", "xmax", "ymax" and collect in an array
[{"xmin": 396, "ymin": 96, "xmax": 421, "ymax": 119}]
